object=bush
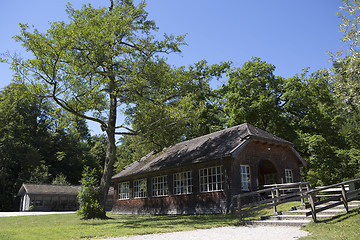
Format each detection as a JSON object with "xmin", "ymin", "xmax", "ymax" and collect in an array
[
  {"xmin": 28, "ymin": 205, "xmax": 35, "ymax": 211},
  {"xmin": 76, "ymin": 167, "xmax": 103, "ymax": 219}
]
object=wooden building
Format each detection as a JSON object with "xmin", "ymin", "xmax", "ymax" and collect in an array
[
  {"xmin": 111, "ymin": 123, "xmax": 306, "ymax": 214},
  {"xmin": 17, "ymin": 183, "xmax": 113, "ymax": 211}
]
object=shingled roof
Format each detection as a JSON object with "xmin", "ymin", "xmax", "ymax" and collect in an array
[
  {"xmin": 17, "ymin": 183, "xmax": 114, "ymax": 196},
  {"xmin": 112, "ymin": 123, "xmax": 304, "ymax": 180},
  {"xmin": 17, "ymin": 183, "xmax": 80, "ymax": 196}
]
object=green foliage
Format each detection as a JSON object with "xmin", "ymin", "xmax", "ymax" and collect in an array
[
  {"xmin": 224, "ymin": 57, "xmax": 288, "ymax": 136},
  {"xmin": 77, "ymin": 167, "xmax": 103, "ymax": 219},
  {"xmin": 0, "ymin": 83, "xmax": 100, "ymax": 211},
  {"xmin": 127, "ymin": 59, "xmax": 230, "ymax": 148},
  {"xmin": 10, "ymin": 0, "xmax": 189, "ymax": 217},
  {"xmin": 331, "ymin": 0, "xmax": 360, "ymax": 109},
  {"xmin": 52, "ymin": 173, "xmax": 70, "ymax": 185}
]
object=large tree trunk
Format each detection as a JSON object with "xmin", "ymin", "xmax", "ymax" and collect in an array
[{"xmin": 98, "ymin": 77, "xmax": 117, "ymax": 218}]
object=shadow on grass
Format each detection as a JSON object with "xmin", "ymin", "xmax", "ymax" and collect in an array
[
  {"xmin": 80, "ymin": 213, "xmax": 238, "ymax": 230},
  {"xmin": 316, "ymin": 208, "xmax": 360, "ymax": 224}
]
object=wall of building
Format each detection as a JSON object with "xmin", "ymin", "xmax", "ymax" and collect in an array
[
  {"xmin": 230, "ymin": 140, "xmax": 302, "ymax": 197},
  {"xmin": 112, "ymin": 160, "xmax": 230, "ymax": 214},
  {"xmin": 112, "ymin": 191, "xmax": 227, "ymax": 214}
]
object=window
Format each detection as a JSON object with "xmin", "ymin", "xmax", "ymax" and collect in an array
[
  {"xmin": 34, "ymin": 196, "xmax": 43, "ymax": 206},
  {"xmin": 199, "ymin": 166, "xmax": 224, "ymax": 192},
  {"xmin": 118, "ymin": 182, "xmax": 130, "ymax": 200},
  {"xmin": 152, "ymin": 175, "xmax": 168, "ymax": 197},
  {"xmin": 133, "ymin": 179, "xmax": 147, "ymax": 198},
  {"xmin": 264, "ymin": 173, "xmax": 277, "ymax": 185},
  {"xmin": 173, "ymin": 171, "xmax": 193, "ymax": 195},
  {"xmin": 285, "ymin": 169, "xmax": 293, "ymax": 183},
  {"xmin": 240, "ymin": 165, "xmax": 251, "ymax": 191}
]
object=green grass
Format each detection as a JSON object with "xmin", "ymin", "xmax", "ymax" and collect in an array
[
  {"xmin": 0, "ymin": 201, "xmax": 303, "ymax": 240},
  {"xmin": 241, "ymin": 201, "xmax": 301, "ymax": 221},
  {"xmin": 300, "ymin": 208, "xmax": 360, "ymax": 240},
  {"xmin": 0, "ymin": 213, "xmax": 239, "ymax": 240}
]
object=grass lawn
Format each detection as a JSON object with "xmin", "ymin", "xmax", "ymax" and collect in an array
[
  {"xmin": 300, "ymin": 208, "xmax": 360, "ymax": 240},
  {"xmin": 0, "ymin": 201, "xmax": 304, "ymax": 240},
  {"xmin": 0, "ymin": 213, "xmax": 239, "ymax": 240}
]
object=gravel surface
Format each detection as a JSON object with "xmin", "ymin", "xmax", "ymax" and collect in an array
[{"xmin": 101, "ymin": 226, "xmax": 309, "ymax": 240}]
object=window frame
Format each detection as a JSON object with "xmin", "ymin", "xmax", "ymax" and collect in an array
[
  {"xmin": 173, "ymin": 171, "xmax": 193, "ymax": 195},
  {"xmin": 240, "ymin": 165, "xmax": 251, "ymax": 191},
  {"xmin": 152, "ymin": 175, "xmax": 168, "ymax": 197},
  {"xmin": 285, "ymin": 169, "xmax": 294, "ymax": 183},
  {"xmin": 118, "ymin": 181, "xmax": 130, "ymax": 200},
  {"xmin": 199, "ymin": 166, "xmax": 224, "ymax": 192},
  {"xmin": 133, "ymin": 179, "xmax": 147, "ymax": 198}
]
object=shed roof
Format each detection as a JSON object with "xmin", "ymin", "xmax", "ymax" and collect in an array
[
  {"xmin": 17, "ymin": 183, "xmax": 114, "ymax": 196},
  {"xmin": 17, "ymin": 183, "xmax": 80, "ymax": 196},
  {"xmin": 112, "ymin": 123, "xmax": 305, "ymax": 180}
]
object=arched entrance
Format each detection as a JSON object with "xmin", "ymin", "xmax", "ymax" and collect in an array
[{"xmin": 258, "ymin": 159, "xmax": 278, "ymax": 186}]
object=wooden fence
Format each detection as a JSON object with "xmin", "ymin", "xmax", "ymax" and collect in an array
[
  {"xmin": 233, "ymin": 182, "xmax": 310, "ymax": 221},
  {"xmin": 305, "ymin": 178, "xmax": 360, "ymax": 222},
  {"xmin": 233, "ymin": 178, "xmax": 360, "ymax": 222}
]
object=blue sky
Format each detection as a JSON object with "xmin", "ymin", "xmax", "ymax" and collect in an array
[{"xmin": 0, "ymin": 0, "xmax": 345, "ymax": 134}]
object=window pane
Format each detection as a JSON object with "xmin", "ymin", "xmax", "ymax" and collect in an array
[
  {"xmin": 240, "ymin": 165, "xmax": 250, "ymax": 191},
  {"xmin": 174, "ymin": 171, "xmax": 192, "ymax": 195},
  {"xmin": 199, "ymin": 166, "xmax": 224, "ymax": 193}
]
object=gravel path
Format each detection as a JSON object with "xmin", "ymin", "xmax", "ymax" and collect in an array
[{"xmin": 101, "ymin": 226, "xmax": 309, "ymax": 240}]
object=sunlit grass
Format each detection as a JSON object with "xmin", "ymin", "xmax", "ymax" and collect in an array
[
  {"xmin": 0, "ymin": 202, "xmax": 302, "ymax": 240},
  {"xmin": 300, "ymin": 208, "xmax": 360, "ymax": 240}
]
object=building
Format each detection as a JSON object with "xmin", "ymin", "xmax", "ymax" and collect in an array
[
  {"xmin": 111, "ymin": 123, "xmax": 306, "ymax": 214},
  {"xmin": 17, "ymin": 183, "xmax": 113, "ymax": 211}
]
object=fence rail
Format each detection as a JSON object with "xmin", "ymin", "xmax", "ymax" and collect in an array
[
  {"xmin": 232, "ymin": 182, "xmax": 310, "ymax": 221},
  {"xmin": 233, "ymin": 178, "xmax": 360, "ymax": 223},
  {"xmin": 304, "ymin": 178, "xmax": 360, "ymax": 222}
]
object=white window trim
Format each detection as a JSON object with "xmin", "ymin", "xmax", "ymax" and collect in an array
[
  {"xmin": 173, "ymin": 171, "xmax": 193, "ymax": 195},
  {"xmin": 118, "ymin": 181, "xmax": 130, "ymax": 200},
  {"xmin": 152, "ymin": 175, "xmax": 168, "ymax": 197},
  {"xmin": 133, "ymin": 179, "xmax": 147, "ymax": 198},
  {"xmin": 240, "ymin": 165, "xmax": 251, "ymax": 191},
  {"xmin": 285, "ymin": 169, "xmax": 294, "ymax": 183},
  {"xmin": 199, "ymin": 166, "xmax": 224, "ymax": 193}
]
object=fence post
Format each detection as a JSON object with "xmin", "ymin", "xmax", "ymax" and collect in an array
[
  {"xmin": 271, "ymin": 188, "xmax": 280, "ymax": 214},
  {"xmin": 299, "ymin": 184, "xmax": 304, "ymax": 205},
  {"xmin": 340, "ymin": 184, "xmax": 349, "ymax": 213},
  {"xmin": 308, "ymin": 192, "xmax": 317, "ymax": 222},
  {"xmin": 236, "ymin": 195, "xmax": 243, "ymax": 222}
]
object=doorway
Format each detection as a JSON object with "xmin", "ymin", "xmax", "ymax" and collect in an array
[{"xmin": 258, "ymin": 159, "xmax": 278, "ymax": 186}]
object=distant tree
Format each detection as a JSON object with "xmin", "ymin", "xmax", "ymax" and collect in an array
[
  {"xmin": 52, "ymin": 173, "xmax": 70, "ymax": 185},
  {"xmin": 0, "ymin": 83, "xmax": 52, "ymax": 210}
]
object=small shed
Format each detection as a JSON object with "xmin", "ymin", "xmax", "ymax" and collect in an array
[
  {"xmin": 111, "ymin": 123, "xmax": 306, "ymax": 214},
  {"xmin": 17, "ymin": 183, "xmax": 114, "ymax": 211}
]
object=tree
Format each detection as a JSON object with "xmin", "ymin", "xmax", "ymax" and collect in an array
[
  {"xmin": 77, "ymin": 167, "xmax": 102, "ymax": 219},
  {"xmin": 223, "ymin": 57, "xmax": 288, "ymax": 136},
  {"xmin": 126, "ymin": 59, "xmax": 230, "ymax": 148},
  {"xmin": 0, "ymin": 83, "xmax": 55, "ymax": 210},
  {"xmin": 332, "ymin": 0, "xmax": 360, "ymax": 109},
  {"xmin": 282, "ymin": 69, "xmax": 357, "ymax": 186},
  {"xmin": 11, "ymin": 0, "xmax": 186, "ymax": 218}
]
